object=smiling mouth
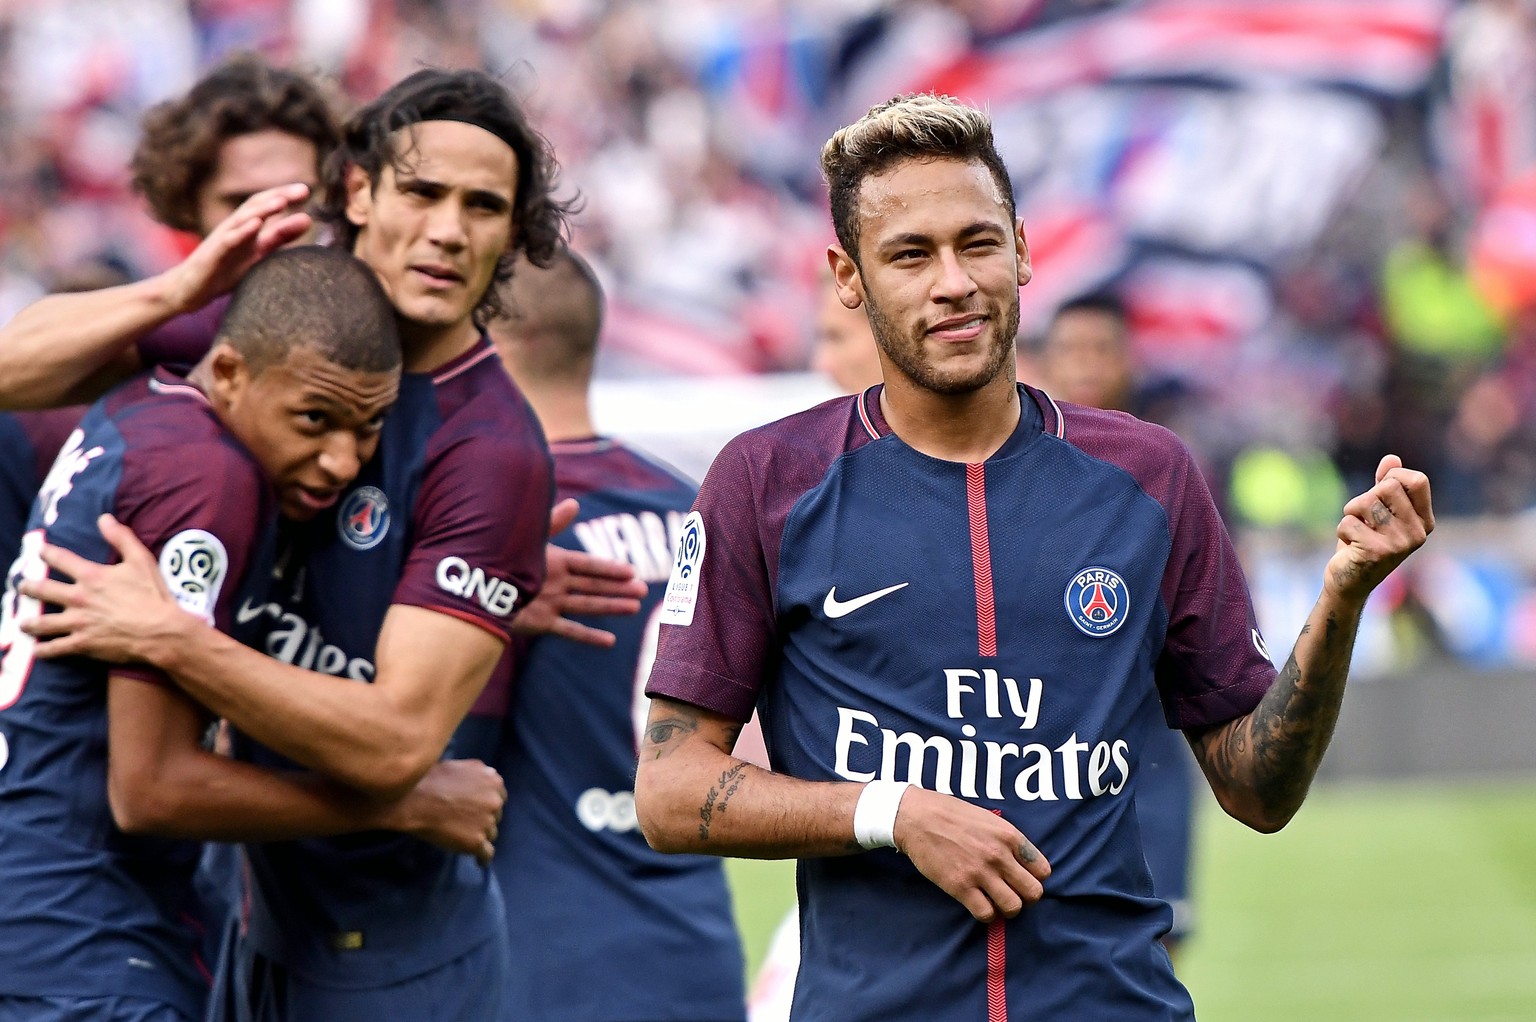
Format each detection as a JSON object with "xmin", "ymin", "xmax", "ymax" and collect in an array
[{"xmin": 928, "ymin": 315, "xmax": 987, "ymax": 340}]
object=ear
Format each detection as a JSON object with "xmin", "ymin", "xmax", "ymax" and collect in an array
[
  {"xmin": 1015, "ymin": 217, "xmax": 1033, "ymax": 289},
  {"xmin": 206, "ymin": 343, "xmax": 251, "ymax": 411},
  {"xmin": 343, "ymin": 163, "xmax": 373, "ymax": 229},
  {"xmin": 828, "ymin": 245, "xmax": 865, "ymax": 310}
]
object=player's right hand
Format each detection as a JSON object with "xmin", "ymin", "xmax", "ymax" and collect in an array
[
  {"xmin": 396, "ymin": 759, "xmax": 507, "ymax": 865},
  {"xmin": 893, "ymin": 786, "xmax": 1051, "ymax": 923},
  {"xmin": 162, "ymin": 183, "xmax": 313, "ymax": 315}
]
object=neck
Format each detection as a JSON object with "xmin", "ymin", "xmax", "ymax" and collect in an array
[
  {"xmin": 878, "ymin": 371, "xmax": 1020, "ymax": 463},
  {"xmin": 400, "ymin": 316, "xmax": 481, "ymax": 374},
  {"xmin": 518, "ymin": 382, "xmax": 595, "ymax": 442}
]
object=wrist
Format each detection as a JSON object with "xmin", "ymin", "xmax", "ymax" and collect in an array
[
  {"xmin": 853, "ymin": 779, "xmax": 912, "ymax": 851},
  {"xmin": 150, "ymin": 609, "xmax": 210, "ymax": 673},
  {"xmin": 141, "ymin": 269, "xmax": 185, "ymax": 319}
]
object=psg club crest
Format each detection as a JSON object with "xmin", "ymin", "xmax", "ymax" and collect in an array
[
  {"xmin": 338, "ymin": 486, "xmax": 391, "ymax": 551},
  {"xmin": 1064, "ymin": 566, "xmax": 1129, "ymax": 638}
]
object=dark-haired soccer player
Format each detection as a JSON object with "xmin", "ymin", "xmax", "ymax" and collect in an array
[
  {"xmin": 487, "ymin": 250, "xmax": 747, "ymax": 1022},
  {"xmin": 633, "ymin": 94, "xmax": 1434, "ymax": 1021},
  {"xmin": 0, "ymin": 247, "xmax": 504, "ymax": 1022},
  {"xmin": 17, "ymin": 70, "xmax": 644, "ymax": 1021}
]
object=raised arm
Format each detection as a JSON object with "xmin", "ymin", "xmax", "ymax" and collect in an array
[
  {"xmin": 1186, "ymin": 456, "xmax": 1433, "ymax": 832},
  {"xmin": 0, "ymin": 185, "xmax": 310, "ymax": 409},
  {"xmin": 634, "ymin": 695, "xmax": 1051, "ymax": 923},
  {"xmin": 107, "ymin": 672, "xmax": 505, "ymax": 861}
]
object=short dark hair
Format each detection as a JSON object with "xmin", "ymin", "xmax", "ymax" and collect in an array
[
  {"xmin": 493, "ymin": 247, "xmax": 604, "ymax": 385},
  {"xmin": 219, "ymin": 246, "xmax": 400, "ymax": 375},
  {"xmin": 1053, "ymin": 292, "xmax": 1128, "ymax": 327},
  {"xmin": 132, "ymin": 54, "xmax": 340, "ymax": 234},
  {"xmin": 821, "ymin": 93, "xmax": 1016, "ymax": 264},
  {"xmin": 315, "ymin": 68, "xmax": 575, "ymax": 323}
]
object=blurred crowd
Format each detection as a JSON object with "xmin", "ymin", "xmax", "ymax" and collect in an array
[{"xmin": 4, "ymin": 0, "xmax": 1536, "ymax": 523}]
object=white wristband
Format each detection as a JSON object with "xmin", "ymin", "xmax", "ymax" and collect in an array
[{"xmin": 853, "ymin": 780, "xmax": 913, "ymax": 850}]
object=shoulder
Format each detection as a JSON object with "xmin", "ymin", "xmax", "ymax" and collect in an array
[
  {"xmin": 427, "ymin": 353, "xmax": 548, "ymax": 466},
  {"xmin": 111, "ymin": 383, "xmax": 264, "ymax": 506},
  {"xmin": 1053, "ymin": 399, "xmax": 1199, "ymax": 502},
  {"xmin": 553, "ymin": 438, "xmax": 698, "ymax": 503},
  {"xmin": 710, "ymin": 394, "xmax": 871, "ymax": 491}
]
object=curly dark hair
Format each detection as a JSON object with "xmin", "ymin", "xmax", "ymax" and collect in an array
[
  {"xmin": 132, "ymin": 54, "xmax": 341, "ymax": 234},
  {"xmin": 315, "ymin": 68, "xmax": 576, "ymax": 325}
]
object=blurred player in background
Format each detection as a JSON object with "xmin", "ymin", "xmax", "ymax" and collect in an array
[
  {"xmin": 634, "ymin": 93, "xmax": 1434, "ymax": 1021},
  {"xmin": 810, "ymin": 271, "xmax": 885, "ymax": 396},
  {"xmin": 0, "ymin": 247, "xmax": 502, "ymax": 1022},
  {"xmin": 1037, "ymin": 293, "xmax": 1200, "ymax": 959},
  {"xmin": 487, "ymin": 248, "xmax": 748, "ymax": 1022},
  {"xmin": 0, "ymin": 54, "xmax": 338, "ymax": 568},
  {"xmin": 16, "ymin": 69, "xmax": 645, "ymax": 1021}
]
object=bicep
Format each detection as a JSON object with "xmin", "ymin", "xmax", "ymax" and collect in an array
[
  {"xmin": 107, "ymin": 672, "xmax": 208, "ymax": 792},
  {"xmin": 373, "ymin": 604, "xmax": 508, "ymax": 752}
]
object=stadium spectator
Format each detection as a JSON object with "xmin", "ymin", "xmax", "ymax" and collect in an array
[{"xmin": 634, "ymin": 93, "xmax": 1434, "ymax": 1021}]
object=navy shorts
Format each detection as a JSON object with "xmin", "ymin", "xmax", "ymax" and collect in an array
[
  {"xmin": 207, "ymin": 930, "xmax": 510, "ymax": 1022},
  {"xmin": 0, "ymin": 996, "xmax": 192, "ymax": 1022}
]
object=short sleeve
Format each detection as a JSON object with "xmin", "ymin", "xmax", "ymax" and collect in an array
[
  {"xmin": 112, "ymin": 433, "xmax": 270, "ymax": 685},
  {"xmin": 389, "ymin": 432, "xmax": 553, "ymax": 642},
  {"xmin": 1154, "ymin": 446, "xmax": 1277, "ymax": 730},
  {"xmin": 646, "ymin": 439, "xmax": 778, "ymax": 722}
]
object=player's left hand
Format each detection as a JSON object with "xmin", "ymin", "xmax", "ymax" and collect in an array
[
  {"xmin": 18, "ymin": 512, "xmax": 190, "ymax": 664},
  {"xmin": 1324, "ymin": 455, "xmax": 1434, "ymax": 605},
  {"xmin": 511, "ymin": 498, "xmax": 649, "ymax": 647}
]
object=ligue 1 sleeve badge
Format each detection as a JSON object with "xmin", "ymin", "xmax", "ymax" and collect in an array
[
  {"xmin": 337, "ymin": 486, "xmax": 391, "ymax": 551},
  {"xmin": 1065, "ymin": 566, "xmax": 1129, "ymax": 637}
]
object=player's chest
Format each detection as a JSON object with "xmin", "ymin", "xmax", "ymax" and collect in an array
[{"xmin": 774, "ymin": 450, "xmax": 1171, "ymax": 687}]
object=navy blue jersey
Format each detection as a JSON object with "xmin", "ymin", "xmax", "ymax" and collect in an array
[
  {"xmin": 233, "ymin": 338, "xmax": 554, "ymax": 989},
  {"xmin": 0, "ymin": 408, "xmax": 87, "ymax": 567},
  {"xmin": 648, "ymin": 385, "xmax": 1277, "ymax": 1022},
  {"xmin": 0, "ymin": 371, "xmax": 274, "ymax": 1018},
  {"xmin": 490, "ymin": 437, "xmax": 746, "ymax": 1022}
]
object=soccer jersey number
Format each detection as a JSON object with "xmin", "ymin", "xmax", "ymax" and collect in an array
[{"xmin": 0, "ymin": 530, "xmax": 46, "ymax": 711}]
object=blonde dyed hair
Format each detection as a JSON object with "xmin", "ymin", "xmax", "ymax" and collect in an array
[{"xmin": 821, "ymin": 93, "xmax": 1015, "ymax": 263}]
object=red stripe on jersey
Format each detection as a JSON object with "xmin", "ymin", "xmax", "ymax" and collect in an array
[
  {"xmin": 967, "ymin": 463, "xmax": 997, "ymax": 657},
  {"xmin": 988, "ymin": 807, "xmax": 1008, "ymax": 1021},
  {"xmin": 432, "ymin": 344, "xmax": 498, "ymax": 385},
  {"xmin": 857, "ymin": 386, "xmax": 881, "ymax": 440}
]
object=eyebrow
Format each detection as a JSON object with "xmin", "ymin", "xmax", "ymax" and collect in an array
[
  {"xmin": 396, "ymin": 171, "xmax": 513, "ymax": 211},
  {"xmin": 880, "ymin": 222, "xmax": 1006, "ymax": 250}
]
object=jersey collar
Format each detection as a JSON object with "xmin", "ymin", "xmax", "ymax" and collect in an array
[{"xmin": 857, "ymin": 382, "xmax": 1065, "ymax": 451}]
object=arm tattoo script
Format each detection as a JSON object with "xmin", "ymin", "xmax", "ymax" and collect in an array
[{"xmin": 698, "ymin": 763, "xmax": 748, "ymax": 841}]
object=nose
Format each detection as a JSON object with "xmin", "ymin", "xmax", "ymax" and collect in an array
[
  {"xmin": 317, "ymin": 434, "xmax": 362, "ymax": 485},
  {"xmin": 932, "ymin": 248, "xmax": 978, "ymax": 304},
  {"xmin": 424, "ymin": 196, "xmax": 468, "ymax": 251}
]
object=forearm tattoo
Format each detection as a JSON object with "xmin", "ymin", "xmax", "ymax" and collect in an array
[
  {"xmin": 1199, "ymin": 615, "xmax": 1357, "ymax": 820},
  {"xmin": 698, "ymin": 763, "xmax": 747, "ymax": 841}
]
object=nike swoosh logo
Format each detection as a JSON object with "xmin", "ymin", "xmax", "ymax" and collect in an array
[
  {"xmin": 823, "ymin": 583, "xmax": 909, "ymax": 619},
  {"xmin": 235, "ymin": 597, "xmax": 270, "ymax": 625}
]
